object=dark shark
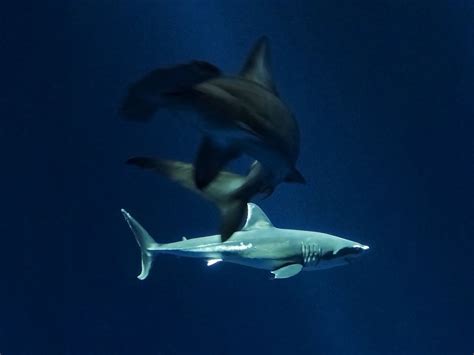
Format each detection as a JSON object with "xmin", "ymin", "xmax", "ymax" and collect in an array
[{"xmin": 121, "ymin": 37, "xmax": 305, "ymax": 239}]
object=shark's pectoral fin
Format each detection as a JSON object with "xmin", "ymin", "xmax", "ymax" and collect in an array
[
  {"xmin": 271, "ymin": 264, "xmax": 303, "ymax": 279},
  {"xmin": 194, "ymin": 137, "xmax": 240, "ymax": 189}
]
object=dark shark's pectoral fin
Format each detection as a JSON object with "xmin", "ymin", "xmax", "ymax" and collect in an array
[
  {"xmin": 284, "ymin": 168, "xmax": 306, "ymax": 184},
  {"xmin": 240, "ymin": 36, "xmax": 277, "ymax": 94},
  {"xmin": 271, "ymin": 264, "xmax": 303, "ymax": 279},
  {"xmin": 194, "ymin": 137, "xmax": 240, "ymax": 190},
  {"xmin": 219, "ymin": 200, "xmax": 247, "ymax": 242},
  {"xmin": 120, "ymin": 61, "xmax": 221, "ymax": 121}
]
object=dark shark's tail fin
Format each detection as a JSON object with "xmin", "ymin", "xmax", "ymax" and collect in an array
[
  {"xmin": 120, "ymin": 61, "xmax": 221, "ymax": 121},
  {"xmin": 121, "ymin": 209, "xmax": 161, "ymax": 280},
  {"xmin": 126, "ymin": 157, "xmax": 256, "ymax": 241}
]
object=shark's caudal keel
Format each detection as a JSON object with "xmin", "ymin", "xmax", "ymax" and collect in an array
[{"xmin": 121, "ymin": 204, "xmax": 370, "ymax": 280}]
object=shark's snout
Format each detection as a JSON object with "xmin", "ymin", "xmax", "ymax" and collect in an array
[
  {"xmin": 352, "ymin": 244, "xmax": 370, "ymax": 258},
  {"xmin": 354, "ymin": 244, "xmax": 370, "ymax": 251}
]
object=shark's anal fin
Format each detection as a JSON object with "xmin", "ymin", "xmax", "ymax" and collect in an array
[
  {"xmin": 271, "ymin": 264, "xmax": 303, "ymax": 279},
  {"xmin": 194, "ymin": 137, "xmax": 240, "ymax": 190}
]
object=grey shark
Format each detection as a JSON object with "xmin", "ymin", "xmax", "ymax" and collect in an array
[
  {"xmin": 121, "ymin": 203, "xmax": 369, "ymax": 280},
  {"xmin": 121, "ymin": 37, "xmax": 304, "ymax": 239}
]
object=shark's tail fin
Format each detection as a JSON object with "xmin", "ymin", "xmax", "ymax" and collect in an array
[
  {"xmin": 120, "ymin": 61, "xmax": 221, "ymax": 121},
  {"xmin": 126, "ymin": 157, "xmax": 258, "ymax": 241},
  {"xmin": 121, "ymin": 209, "xmax": 160, "ymax": 280}
]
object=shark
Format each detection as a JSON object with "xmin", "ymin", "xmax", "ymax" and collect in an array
[
  {"xmin": 121, "ymin": 36, "xmax": 305, "ymax": 240},
  {"xmin": 121, "ymin": 203, "xmax": 369, "ymax": 280}
]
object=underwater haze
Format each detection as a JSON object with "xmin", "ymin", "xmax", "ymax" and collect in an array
[{"xmin": 1, "ymin": 0, "xmax": 473, "ymax": 354}]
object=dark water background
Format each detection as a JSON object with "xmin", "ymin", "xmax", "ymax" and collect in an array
[{"xmin": 1, "ymin": 1, "xmax": 473, "ymax": 354}]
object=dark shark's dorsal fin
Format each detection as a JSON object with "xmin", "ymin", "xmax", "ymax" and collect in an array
[
  {"xmin": 240, "ymin": 36, "xmax": 277, "ymax": 94},
  {"xmin": 242, "ymin": 203, "xmax": 273, "ymax": 230}
]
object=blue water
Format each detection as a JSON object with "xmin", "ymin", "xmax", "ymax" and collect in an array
[{"xmin": 2, "ymin": 1, "xmax": 473, "ymax": 354}]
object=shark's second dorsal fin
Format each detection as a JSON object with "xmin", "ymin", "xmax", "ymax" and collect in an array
[
  {"xmin": 240, "ymin": 36, "xmax": 277, "ymax": 94},
  {"xmin": 242, "ymin": 203, "xmax": 273, "ymax": 230}
]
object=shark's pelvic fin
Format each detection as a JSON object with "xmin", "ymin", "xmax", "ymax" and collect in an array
[
  {"xmin": 121, "ymin": 209, "xmax": 160, "ymax": 280},
  {"xmin": 271, "ymin": 264, "xmax": 303, "ymax": 279},
  {"xmin": 240, "ymin": 36, "xmax": 277, "ymax": 94},
  {"xmin": 242, "ymin": 203, "xmax": 274, "ymax": 230}
]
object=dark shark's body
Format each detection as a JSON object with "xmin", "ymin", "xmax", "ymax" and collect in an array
[
  {"xmin": 122, "ymin": 204, "xmax": 369, "ymax": 280},
  {"xmin": 121, "ymin": 37, "xmax": 305, "ymax": 240},
  {"xmin": 189, "ymin": 74, "xmax": 301, "ymax": 187}
]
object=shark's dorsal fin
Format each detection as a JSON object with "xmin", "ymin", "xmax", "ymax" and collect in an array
[
  {"xmin": 240, "ymin": 36, "xmax": 277, "ymax": 94},
  {"xmin": 242, "ymin": 203, "xmax": 273, "ymax": 230}
]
